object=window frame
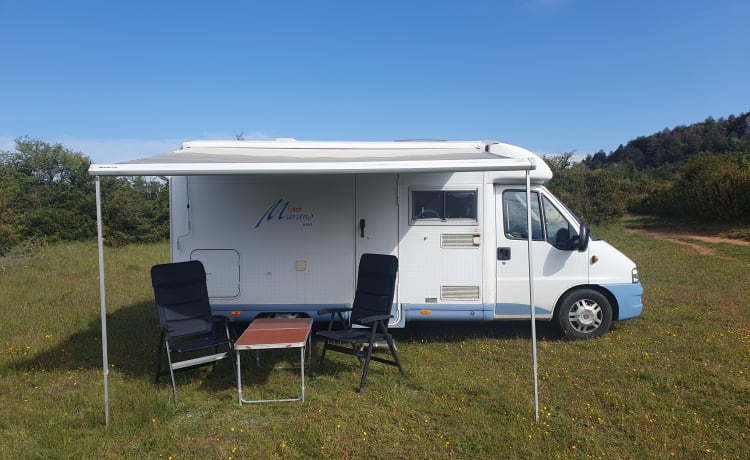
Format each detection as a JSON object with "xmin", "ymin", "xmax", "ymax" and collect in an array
[
  {"xmin": 502, "ymin": 189, "xmax": 581, "ymax": 250},
  {"xmin": 409, "ymin": 188, "xmax": 479, "ymax": 225},
  {"xmin": 502, "ymin": 190, "xmax": 545, "ymax": 241}
]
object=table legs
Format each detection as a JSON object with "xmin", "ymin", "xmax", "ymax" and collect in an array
[{"xmin": 236, "ymin": 345, "xmax": 306, "ymax": 405}]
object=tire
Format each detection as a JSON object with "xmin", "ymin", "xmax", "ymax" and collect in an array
[{"xmin": 556, "ymin": 289, "xmax": 613, "ymax": 339}]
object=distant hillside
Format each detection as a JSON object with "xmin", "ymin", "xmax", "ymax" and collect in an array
[
  {"xmin": 545, "ymin": 111, "xmax": 750, "ymax": 225},
  {"xmin": 583, "ymin": 112, "xmax": 750, "ymax": 169}
]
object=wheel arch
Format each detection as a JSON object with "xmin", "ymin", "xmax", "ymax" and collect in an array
[{"xmin": 553, "ymin": 284, "xmax": 620, "ymax": 321}]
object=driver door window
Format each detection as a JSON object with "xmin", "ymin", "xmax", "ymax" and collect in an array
[
  {"xmin": 503, "ymin": 191, "xmax": 577, "ymax": 249},
  {"xmin": 542, "ymin": 196, "xmax": 575, "ymax": 247},
  {"xmin": 503, "ymin": 191, "xmax": 543, "ymax": 240}
]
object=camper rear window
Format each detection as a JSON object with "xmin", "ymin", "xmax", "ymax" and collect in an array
[{"xmin": 411, "ymin": 190, "xmax": 477, "ymax": 223}]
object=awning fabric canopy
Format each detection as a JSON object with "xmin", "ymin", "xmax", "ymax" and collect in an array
[{"xmin": 88, "ymin": 140, "xmax": 539, "ymax": 176}]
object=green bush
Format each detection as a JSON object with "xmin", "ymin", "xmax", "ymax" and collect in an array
[
  {"xmin": 100, "ymin": 177, "xmax": 169, "ymax": 246},
  {"xmin": 0, "ymin": 138, "xmax": 169, "ymax": 255},
  {"xmin": 547, "ymin": 163, "xmax": 629, "ymax": 225},
  {"xmin": 659, "ymin": 153, "xmax": 750, "ymax": 222}
]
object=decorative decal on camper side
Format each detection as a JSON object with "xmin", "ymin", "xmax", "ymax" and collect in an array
[{"xmin": 254, "ymin": 198, "xmax": 314, "ymax": 229}]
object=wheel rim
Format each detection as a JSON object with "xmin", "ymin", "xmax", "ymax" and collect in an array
[{"xmin": 567, "ymin": 298, "xmax": 602, "ymax": 333}]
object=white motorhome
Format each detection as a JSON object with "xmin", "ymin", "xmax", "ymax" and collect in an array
[{"xmin": 91, "ymin": 139, "xmax": 643, "ymax": 339}]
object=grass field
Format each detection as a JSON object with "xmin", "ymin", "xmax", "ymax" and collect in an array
[{"xmin": 1, "ymin": 225, "xmax": 749, "ymax": 459}]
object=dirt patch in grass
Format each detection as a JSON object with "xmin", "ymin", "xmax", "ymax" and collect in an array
[{"xmin": 627, "ymin": 227, "xmax": 750, "ymax": 258}]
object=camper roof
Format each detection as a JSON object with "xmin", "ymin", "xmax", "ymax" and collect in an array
[{"xmin": 88, "ymin": 139, "xmax": 541, "ymax": 176}]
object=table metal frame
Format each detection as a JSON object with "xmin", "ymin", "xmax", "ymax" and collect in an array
[{"xmin": 233, "ymin": 317, "xmax": 313, "ymax": 405}]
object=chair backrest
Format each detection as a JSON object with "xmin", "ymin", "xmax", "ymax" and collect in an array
[
  {"xmin": 151, "ymin": 260, "xmax": 215, "ymax": 340},
  {"xmin": 351, "ymin": 254, "xmax": 399, "ymax": 324}
]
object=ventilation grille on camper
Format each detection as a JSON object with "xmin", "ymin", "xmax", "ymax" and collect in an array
[
  {"xmin": 441, "ymin": 285, "xmax": 481, "ymax": 301},
  {"xmin": 441, "ymin": 233, "xmax": 479, "ymax": 248}
]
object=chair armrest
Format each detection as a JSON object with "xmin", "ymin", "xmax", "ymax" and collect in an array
[
  {"xmin": 354, "ymin": 314, "xmax": 392, "ymax": 326},
  {"xmin": 317, "ymin": 307, "xmax": 353, "ymax": 316}
]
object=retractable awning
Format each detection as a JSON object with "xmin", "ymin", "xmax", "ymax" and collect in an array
[{"xmin": 88, "ymin": 140, "xmax": 540, "ymax": 176}]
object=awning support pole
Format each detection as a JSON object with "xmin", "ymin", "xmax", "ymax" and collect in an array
[
  {"xmin": 526, "ymin": 170, "xmax": 540, "ymax": 423},
  {"xmin": 95, "ymin": 176, "xmax": 110, "ymax": 427}
]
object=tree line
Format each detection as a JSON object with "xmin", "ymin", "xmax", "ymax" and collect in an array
[
  {"xmin": 2, "ymin": 112, "xmax": 749, "ymax": 256},
  {"xmin": 0, "ymin": 138, "xmax": 168, "ymax": 256},
  {"xmin": 545, "ymin": 111, "xmax": 750, "ymax": 225}
]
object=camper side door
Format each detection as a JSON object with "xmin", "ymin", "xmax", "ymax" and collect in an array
[{"xmin": 355, "ymin": 174, "xmax": 401, "ymax": 326}]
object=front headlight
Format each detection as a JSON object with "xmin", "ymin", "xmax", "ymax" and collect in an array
[{"xmin": 632, "ymin": 267, "xmax": 640, "ymax": 283}]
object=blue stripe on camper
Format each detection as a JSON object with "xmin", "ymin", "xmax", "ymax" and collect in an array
[
  {"xmin": 209, "ymin": 303, "xmax": 350, "ymax": 322},
  {"xmin": 402, "ymin": 303, "xmax": 493, "ymax": 322},
  {"xmin": 494, "ymin": 303, "xmax": 550, "ymax": 317}
]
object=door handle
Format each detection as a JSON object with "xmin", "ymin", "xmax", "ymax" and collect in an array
[
  {"xmin": 359, "ymin": 219, "xmax": 366, "ymax": 238},
  {"xmin": 497, "ymin": 247, "xmax": 511, "ymax": 261}
]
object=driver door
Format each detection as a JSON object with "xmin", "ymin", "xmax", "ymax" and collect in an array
[{"xmin": 494, "ymin": 187, "xmax": 589, "ymax": 318}]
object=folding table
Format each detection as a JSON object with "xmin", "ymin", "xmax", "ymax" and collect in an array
[{"xmin": 234, "ymin": 317, "xmax": 313, "ymax": 405}]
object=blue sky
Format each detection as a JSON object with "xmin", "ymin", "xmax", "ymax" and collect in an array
[{"xmin": 1, "ymin": 0, "xmax": 748, "ymax": 163}]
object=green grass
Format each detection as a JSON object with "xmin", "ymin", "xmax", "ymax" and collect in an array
[{"xmin": 1, "ymin": 228, "xmax": 749, "ymax": 459}]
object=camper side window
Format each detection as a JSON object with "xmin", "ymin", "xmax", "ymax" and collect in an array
[{"xmin": 411, "ymin": 190, "xmax": 477, "ymax": 223}]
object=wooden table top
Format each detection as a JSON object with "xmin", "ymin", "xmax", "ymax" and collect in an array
[{"xmin": 234, "ymin": 317, "xmax": 313, "ymax": 350}]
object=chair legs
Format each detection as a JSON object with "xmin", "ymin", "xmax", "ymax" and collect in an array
[
  {"xmin": 153, "ymin": 333, "xmax": 181, "ymax": 401},
  {"xmin": 358, "ymin": 327, "xmax": 404, "ymax": 392},
  {"xmin": 359, "ymin": 341, "xmax": 374, "ymax": 393},
  {"xmin": 164, "ymin": 342, "xmax": 179, "ymax": 402},
  {"xmin": 154, "ymin": 332, "xmax": 235, "ymax": 403},
  {"xmin": 385, "ymin": 333, "xmax": 404, "ymax": 375},
  {"xmin": 317, "ymin": 340, "xmax": 365, "ymax": 368},
  {"xmin": 154, "ymin": 330, "xmax": 164, "ymax": 384},
  {"xmin": 318, "ymin": 340, "xmax": 328, "ymax": 368},
  {"xmin": 318, "ymin": 321, "xmax": 404, "ymax": 393}
]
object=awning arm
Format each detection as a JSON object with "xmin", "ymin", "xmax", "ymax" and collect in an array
[
  {"xmin": 95, "ymin": 176, "xmax": 110, "ymax": 427},
  {"xmin": 526, "ymin": 170, "xmax": 540, "ymax": 423}
]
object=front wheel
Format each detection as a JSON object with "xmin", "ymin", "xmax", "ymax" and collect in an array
[{"xmin": 556, "ymin": 289, "xmax": 613, "ymax": 339}]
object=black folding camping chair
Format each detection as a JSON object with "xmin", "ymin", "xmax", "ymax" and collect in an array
[
  {"xmin": 317, "ymin": 253, "xmax": 405, "ymax": 392},
  {"xmin": 151, "ymin": 260, "xmax": 235, "ymax": 401}
]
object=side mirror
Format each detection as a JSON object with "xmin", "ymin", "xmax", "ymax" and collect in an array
[
  {"xmin": 565, "ymin": 223, "xmax": 590, "ymax": 252},
  {"xmin": 577, "ymin": 223, "xmax": 590, "ymax": 251}
]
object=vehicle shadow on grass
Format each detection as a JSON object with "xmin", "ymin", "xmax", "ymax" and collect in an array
[
  {"xmin": 390, "ymin": 320, "xmax": 564, "ymax": 343},
  {"xmin": 305, "ymin": 320, "xmax": 567, "ymax": 388},
  {"xmin": 4, "ymin": 303, "xmax": 570, "ymax": 397},
  {"xmin": 3, "ymin": 300, "xmax": 238, "ymax": 394},
  {"xmin": 4, "ymin": 301, "xmax": 155, "ymax": 374}
]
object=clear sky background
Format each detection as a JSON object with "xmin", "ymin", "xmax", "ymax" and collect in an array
[{"xmin": 1, "ymin": 0, "xmax": 748, "ymax": 163}]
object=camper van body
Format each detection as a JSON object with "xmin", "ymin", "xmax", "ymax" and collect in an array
[{"xmin": 159, "ymin": 140, "xmax": 642, "ymax": 338}]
